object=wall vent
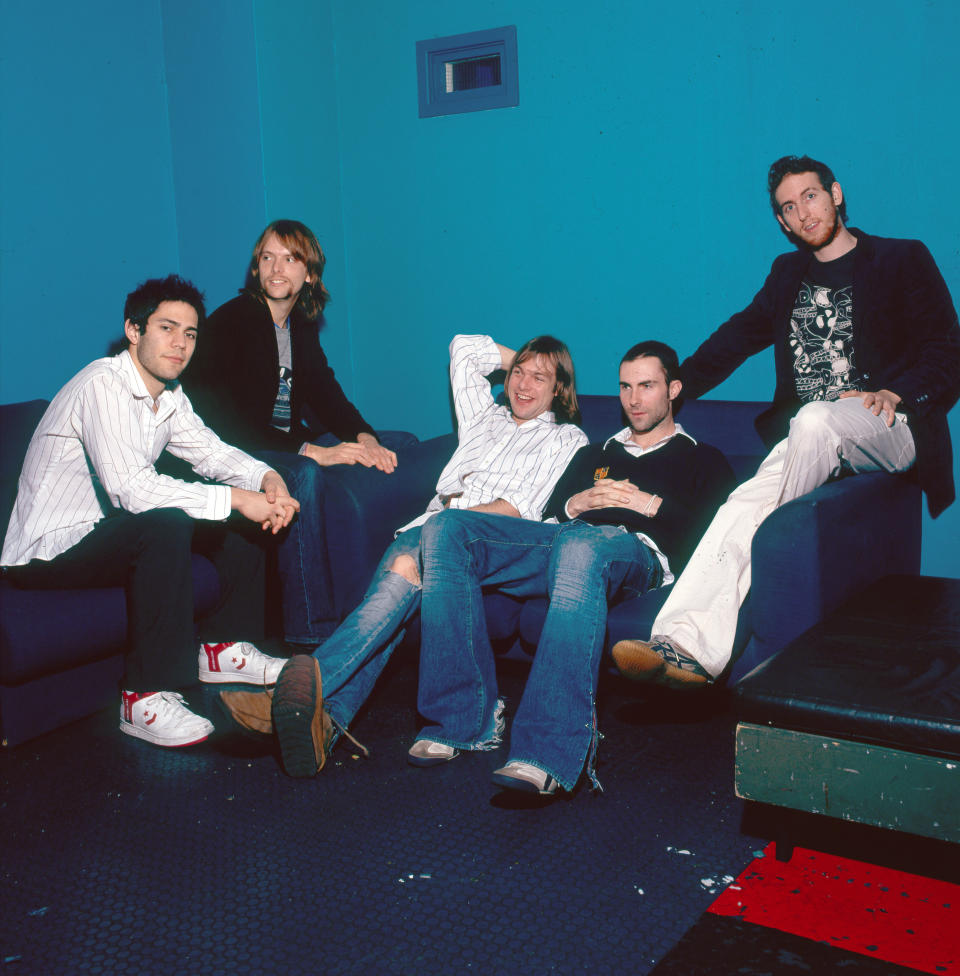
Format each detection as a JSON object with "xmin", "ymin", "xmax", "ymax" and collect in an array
[{"xmin": 417, "ymin": 26, "xmax": 518, "ymax": 118}]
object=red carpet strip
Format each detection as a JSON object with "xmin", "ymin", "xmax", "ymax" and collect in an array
[{"xmin": 707, "ymin": 842, "xmax": 958, "ymax": 974}]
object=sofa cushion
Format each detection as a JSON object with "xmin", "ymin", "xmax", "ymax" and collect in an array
[{"xmin": 0, "ymin": 554, "xmax": 221, "ymax": 684}]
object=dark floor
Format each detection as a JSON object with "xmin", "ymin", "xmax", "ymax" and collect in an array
[{"xmin": 0, "ymin": 647, "xmax": 767, "ymax": 976}]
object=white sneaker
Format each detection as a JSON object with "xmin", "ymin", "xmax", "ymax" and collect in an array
[
  {"xmin": 492, "ymin": 761, "xmax": 559, "ymax": 795},
  {"xmin": 198, "ymin": 642, "xmax": 286, "ymax": 686},
  {"xmin": 120, "ymin": 691, "xmax": 214, "ymax": 747},
  {"xmin": 407, "ymin": 738, "xmax": 459, "ymax": 767}
]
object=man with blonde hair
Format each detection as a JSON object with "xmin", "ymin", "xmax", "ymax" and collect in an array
[
  {"xmin": 184, "ymin": 220, "xmax": 411, "ymax": 645},
  {"xmin": 222, "ymin": 333, "xmax": 588, "ymax": 778}
]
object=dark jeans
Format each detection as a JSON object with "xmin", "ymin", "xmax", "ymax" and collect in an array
[
  {"xmin": 8, "ymin": 510, "xmax": 266, "ymax": 692},
  {"xmin": 259, "ymin": 430, "xmax": 418, "ymax": 645}
]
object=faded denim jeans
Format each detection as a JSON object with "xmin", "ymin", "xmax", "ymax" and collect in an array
[
  {"xmin": 312, "ymin": 527, "xmax": 423, "ymax": 730},
  {"xmin": 415, "ymin": 510, "xmax": 663, "ymax": 791}
]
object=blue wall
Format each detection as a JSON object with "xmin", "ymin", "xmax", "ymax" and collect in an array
[
  {"xmin": 1, "ymin": 0, "xmax": 958, "ymax": 576},
  {"xmin": 161, "ymin": 0, "xmax": 267, "ymax": 312},
  {"xmin": 1, "ymin": 1, "xmax": 180, "ymax": 400}
]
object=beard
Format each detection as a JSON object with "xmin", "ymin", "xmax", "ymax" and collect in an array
[{"xmin": 793, "ymin": 206, "xmax": 842, "ymax": 252}]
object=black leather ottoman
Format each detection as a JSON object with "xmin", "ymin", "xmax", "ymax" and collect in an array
[{"xmin": 733, "ymin": 575, "xmax": 960, "ymax": 855}]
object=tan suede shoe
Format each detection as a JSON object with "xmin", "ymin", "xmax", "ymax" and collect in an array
[{"xmin": 219, "ymin": 688, "xmax": 274, "ymax": 733}]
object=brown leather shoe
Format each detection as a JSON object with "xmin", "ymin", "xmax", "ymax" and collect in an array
[
  {"xmin": 219, "ymin": 688, "xmax": 274, "ymax": 734},
  {"xmin": 271, "ymin": 656, "xmax": 334, "ymax": 777}
]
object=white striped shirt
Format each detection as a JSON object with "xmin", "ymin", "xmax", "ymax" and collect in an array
[
  {"xmin": 399, "ymin": 334, "xmax": 587, "ymax": 532},
  {"xmin": 2, "ymin": 351, "xmax": 271, "ymax": 566}
]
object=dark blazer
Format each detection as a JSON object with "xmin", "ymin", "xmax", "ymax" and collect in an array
[
  {"xmin": 679, "ymin": 230, "xmax": 960, "ymax": 516},
  {"xmin": 182, "ymin": 292, "xmax": 375, "ymax": 455}
]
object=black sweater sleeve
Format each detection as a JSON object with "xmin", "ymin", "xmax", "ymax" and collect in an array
[{"xmin": 542, "ymin": 445, "xmax": 602, "ymax": 522}]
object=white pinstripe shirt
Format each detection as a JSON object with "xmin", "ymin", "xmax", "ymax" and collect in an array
[
  {"xmin": 2, "ymin": 351, "xmax": 271, "ymax": 566},
  {"xmin": 399, "ymin": 335, "xmax": 587, "ymax": 532}
]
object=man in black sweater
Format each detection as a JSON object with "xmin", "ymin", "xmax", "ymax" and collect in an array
[
  {"xmin": 183, "ymin": 220, "xmax": 413, "ymax": 644},
  {"xmin": 406, "ymin": 341, "xmax": 734, "ymax": 796}
]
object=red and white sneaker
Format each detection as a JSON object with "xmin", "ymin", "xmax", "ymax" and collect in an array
[
  {"xmin": 120, "ymin": 691, "xmax": 214, "ymax": 747},
  {"xmin": 198, "ymin": 642, "xmax": 285, "ymax": 686}
]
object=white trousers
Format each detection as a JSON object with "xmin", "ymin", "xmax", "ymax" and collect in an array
[{"xmin": 652, "ymin": 397, "xmax": 917, "ymax": 676}]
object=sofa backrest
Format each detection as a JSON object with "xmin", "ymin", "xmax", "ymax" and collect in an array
[
  {"xmin": 576, "ymin": 394, "xmax": 769, "ymax": 483},
  {"xmin": 1, "ymin": 400, "xmax": 49, "ymax": 536}
]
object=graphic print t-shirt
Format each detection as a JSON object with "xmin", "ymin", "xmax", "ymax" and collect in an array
[
  {"xmin": 788, "ymin": 248, "xmax": 858, "ymax": 403},
  {"xmin": 272, "ymin": 320, "xmax": 293, "ymax": 431}
]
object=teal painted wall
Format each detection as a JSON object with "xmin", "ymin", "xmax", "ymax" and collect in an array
[
  {"xmin": 253, "ymin": 0, "xmax": 355, "ymax": 392},
  {"xmin": 161, "ymin": 0, "xmax": 267, "ymax": 312},
  {"xmin": 282, "ymin": 0, "xmax": 959, "ymax": 576},
  {"xmin": 0, "ymin": 0, "xmax": 179, "ymax": 401},
  {"xmin": 1, "ymin": 0, "xmax": 957, "ymax": 576}
]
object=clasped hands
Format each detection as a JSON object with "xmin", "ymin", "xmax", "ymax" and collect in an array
[
  {"xmin": 232, "ymin": 472, "xmax": 300, "ymax": 533},
  {"xmin": 566, "ymin": 478, "xmax": 659, "ymax": 518}
]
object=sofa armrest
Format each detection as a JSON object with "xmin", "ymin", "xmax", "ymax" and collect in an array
[{"xmin": 728, "ymin": 471, "xmax": 921, "ymax": 684}]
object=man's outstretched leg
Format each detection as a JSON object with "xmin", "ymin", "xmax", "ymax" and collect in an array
[
  {"xmin": 221, "ymin": 528, "xmax": 424, "ymax": 776},
  {"xmin": 614, "ymin": 398, "xmax": 915, "ymax": 685}
]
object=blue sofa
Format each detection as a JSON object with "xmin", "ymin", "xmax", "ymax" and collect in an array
[
  {"xmin": 400, "ymin": 394, "xmax": 923, "ymax": 684},
  {"xmin": 0, "ymin": 400, "xmax": 428, "ymax": 747},
  {"xmin": 0, "ymin": 393, "xmax": 922, "ymax": 746}
]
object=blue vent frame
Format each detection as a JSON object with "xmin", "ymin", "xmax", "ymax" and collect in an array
[{"xmin": 416, "ymin": 26, "xmax": 519, "ymax": 119}]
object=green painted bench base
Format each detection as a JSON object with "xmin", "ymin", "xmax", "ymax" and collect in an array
[{"xmin": 735, "ymin": 722, "xmax": 960, "ymax": 844}]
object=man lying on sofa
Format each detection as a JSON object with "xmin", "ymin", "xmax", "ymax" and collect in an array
[
  {"xmin": 406, "ymin": 340, "xmax": 734, "ymax": 796},
  {"xmin": 221, "ymin": 333, "xmax": 588, "ymax": 777},
  {"xmin": 612, "ymin": 155, "xmax": 960, "ymax": 691},
  {"xmin": 1, "ymin": 275, "xmax": 298, "ymax": 749}
]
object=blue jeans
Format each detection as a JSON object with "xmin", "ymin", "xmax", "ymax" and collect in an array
[
  {"xmin": 259, "ymin": 431, "xmax": 416, "ymax": 644},
  {"xmin": 415, "ymin": 510, "xmax": 663, "ymax": 791},
  {"xmin": 310, "ymin": 527, "xmax": 423, "ymax": 730}
]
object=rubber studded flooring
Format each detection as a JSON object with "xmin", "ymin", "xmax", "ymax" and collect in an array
[{"xmin": 1, "ymin": 648, "xmax": 767, "ymax": 976}]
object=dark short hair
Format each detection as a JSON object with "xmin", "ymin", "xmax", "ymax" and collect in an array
[
  {"xmin": 619, "ymin": 340, "xmax": 680, "ymax": 385},
  {"xmin": 767, "ymin": 155, "xmax": 848, "ymax": 224},
  {"xmin": 246, "ymin": 219, "xmax": 330, "ymax": 320},
  {"xmin": 124, "ymin": 275, "xmax": 206, "ymax": 338},
  {"xmin": 508, "ymin": 335, "xmax": 581, "ymax": 425}
]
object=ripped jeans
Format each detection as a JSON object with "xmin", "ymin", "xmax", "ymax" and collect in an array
[
  {"xmin": 414, "ymin": 511, "xmax": 662, "ymax": 791},
  {"xmin": 312, "ymin": 527, "xmax": 423, "ymax": 730}
]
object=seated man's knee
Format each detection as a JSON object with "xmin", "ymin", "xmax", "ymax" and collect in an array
[
  {"xmin": 420, "ymin": 508, "xmax": 468, "ymax": 551},
  {"xmin": 137, "ymin": 508, "xmax": 193, "ymax": 537},
  {"xmin": 788, "ymin": 400, "xmax": 844, "ymax": 447},
  {"xmin": 791, "ymin": 400, "xmax": 836, "ymax": 431},
  {"xmin": 389, "ymin": 553, "xmax": 421, "ymax": 585},
  {"xmin": 284, "ymin": 455, "xmax": 326, "ymax": 494},
  {"xmin": 551, "ymin": 528, "xmax": 603, "ymax": 578},
  {"xmin": 133, "ymin": 508, "xmax": 194, "ymax": 555}
]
